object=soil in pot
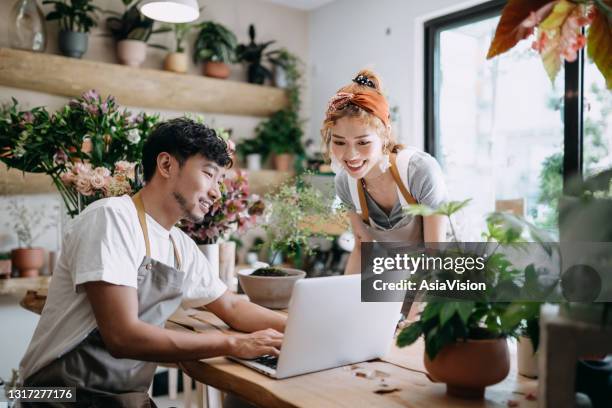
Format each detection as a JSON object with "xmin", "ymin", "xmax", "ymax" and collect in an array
[{"xmin": 251, "ymin": 267, "xmax": 290, "ymax": 277}]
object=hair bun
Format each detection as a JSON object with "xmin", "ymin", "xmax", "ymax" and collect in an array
[
  {"xmin": 353, "ymin": 74, "xmax": 376, "ymax": 89},
  {"xmin": 351, "ymin": 69, "xmax": 382, "ymax": 91}
]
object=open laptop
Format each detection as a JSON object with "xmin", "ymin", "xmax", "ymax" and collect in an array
[{"xmin": 229, "ymin": 274, "xmax": 403, "ymax": 379}]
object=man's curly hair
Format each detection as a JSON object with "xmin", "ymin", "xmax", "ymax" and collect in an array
[{"xmin": 142, "ymin": 118, "xmax": 233, "ymax": 182}]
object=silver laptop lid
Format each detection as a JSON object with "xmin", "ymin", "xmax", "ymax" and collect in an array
[{"xmin": 275, "ymin": 275, "xmax": 402, "ymax": 379}]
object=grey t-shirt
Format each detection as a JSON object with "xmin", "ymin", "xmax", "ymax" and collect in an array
[{"xmin": 334, "ymin": 150, "xmax": 447, "ymax": 229}]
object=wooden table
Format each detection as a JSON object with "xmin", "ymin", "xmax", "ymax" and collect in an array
[{"xmin": 168, "ymin": 309, "xmax": 538, "ymax": 408}]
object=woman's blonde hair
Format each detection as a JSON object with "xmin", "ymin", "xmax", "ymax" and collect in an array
[{"xmin": 320, "ymin": 69, "xmax": 402, "ymax": 160}]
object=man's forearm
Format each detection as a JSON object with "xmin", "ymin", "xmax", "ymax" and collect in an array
[
  {"xmin": 226, "ymin": 299, "xmax": 286, "ymax": 333},
  {"xmin": 109, "ymin": 321, "xmax": 233, "ymax": 362}
]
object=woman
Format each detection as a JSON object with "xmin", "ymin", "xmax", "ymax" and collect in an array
[{"xmin": 321, "ymin": 70, "xmax": 447, "ymax": 275}]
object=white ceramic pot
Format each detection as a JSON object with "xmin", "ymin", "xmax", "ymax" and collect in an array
[
  {"xmin": 117, "ymin": 39, "xmax": 147, "ymax": 67},
  {"xmin": 218, "ymin": 241, "xmax": 236, "ymax": 288},
  {"xmin": 517, "ymin": 336, "xmax": 538, "ymax": 378},
  {"xmin": 198, "ymin": 243, "xmax": 219, "ymax": 277},
  {"xmin": 246, "ymin": 153, "xmax": 262, "ymax": 171}
]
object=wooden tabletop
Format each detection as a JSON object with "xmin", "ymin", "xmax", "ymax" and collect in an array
[{"xmin": 168, "ymin": 309, "xmax": 538, "ymax": 408}]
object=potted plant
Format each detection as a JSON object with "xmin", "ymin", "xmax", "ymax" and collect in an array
[
  {"xmin": 105, "ymin": 0, "xmax": 170, "ymax": 67},
  {"xmin": 0, "ymin": 252, "xmax": 11, "ymax": 279},
  {"xmin": 6, "ymin": 200, "xmax": 56, "ymax": 278},
  {"xmin": 180, "ymin": 169, "xmax": 265, "ymax": 286},
  {"xmin": 163, "ymin": 21, "xmax": 197, "ymax": 73},
  {"xmin": 236, "ymin": 137, "xmax": 264, "ymax": 170},
  {"xmin": 0, "ymin": 89, "xmax": 159, "ymax": 216},
  {"xmin": 43, "ymin": 0, "xmax": 100, "ymax": 58},
  {"xmin": 236, "ymin": 24, "xmax": 274, "ymax": 85},
  {"xmin": 254, "ymin": 109, "xmax": 304, "ymax": 171},
  {"xmin": 266, "ymin": 48, "xmax": 303, "ymax": 109},
  {"xmin": 193, "ymin": 21, "xmax": 237, "ymax": 79},
  {"xmin": 397, "ymin": 201, "xmax": 557, "ymax": 398},
  {"xmin": 238, "ymin": 176, "xmax": 344, "ymax": 309}
]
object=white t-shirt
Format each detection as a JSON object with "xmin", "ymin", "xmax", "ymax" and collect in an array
[{"xmin": 19, "ymin": 195, "xmax": 227, "ymax": 381}]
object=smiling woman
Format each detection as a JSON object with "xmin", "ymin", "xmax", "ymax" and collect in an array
[{"xmin": 321, "ymin": 70, "xmax": 448, "ymax": 275}]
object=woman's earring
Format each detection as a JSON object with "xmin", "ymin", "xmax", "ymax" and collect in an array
[
  {"xmin": 330, "ymin": 156, "xmax": 343, "ymax": 174},
  {"xmin": 379, "ymin": 153, "xmax": 390, "ymax": 172}
]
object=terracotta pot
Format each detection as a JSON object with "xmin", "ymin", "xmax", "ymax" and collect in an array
[
  {"xmin": 517, "ymin": 336, "xmax": 538, "ymax": 378},
  {"xmin": 424, "ymin": 337, "xmax": 510, "ymax": 399},
  {"xmin": 203, "ymin": 61, "xmax": 230, "ymax": 79},
  {"xmin": 0, "ymin": 259, "xmax": 11, "ymax": 279},
  {"xmin": 164, "ymin": 52, "xmax": 188, "ymax": 73},
  {"xmin": 117, "ymin": 39, "xmax": 147, "ymax": 67},
  {"xmin": 11, "ymin": 248, "xmax": 45, "ymax": 278},
  {"xmin": 238, "ymin": 267, "xmax": 305, "ymax": 309},
  {"xmin": 273, "ymin": 153, "xmax": 294, "ymax": 172}
]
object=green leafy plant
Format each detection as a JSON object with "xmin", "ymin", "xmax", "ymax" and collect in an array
[
  {"xmin": 236, "ymin": 137, "xmax": 265, "ymax": 161},
  {"xmin": 254, "ymin": 109, "xmax": 304, "ymax": 159},
  {"xmin": 236, "ymin": 24, "xmax": 275, "ymax": 84},
  {"xmin": 266, "ymin": 48, "xmax": 303, "ymax": 110},
  {"xmin": 398, "ymin": 201, "xmax": 557, "ymax": 360},
  {"xmin": 261, "ymin": 175, "xmax": 346, "ymax": 267},
  {"xmin": 104, "ymin": 0, "xmax": 170, "ymax": 48},
  {"xmin": 0, "ymin": 252, "xmax": 11, "ymax": 261},
  {"xmin": 43, "ymin": 0, "xmax": 100, "ymax": 33},
  {"xmin": 193, "ymin": 21, "xmax": 237, "ymax": 64}
]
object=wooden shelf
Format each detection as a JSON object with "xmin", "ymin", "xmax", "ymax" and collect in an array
[
  {"xmin": 0, "ymin": 163, "xmax": 55, "ymax": 195},
  {"xmin": 0, "ymin": 48, "xmax": 288, "ymax": 117},
  {"xmin": 0, "ymin": 276, "xmax": 50, "ymax": 296}
]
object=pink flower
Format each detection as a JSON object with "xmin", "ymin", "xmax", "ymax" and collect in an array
[
  {"xmin": 82, "ymin": 89, "xmax": 99, "ymax": 103},
  {"xmin": 60, "ymin": 171, "xmax": 76, "ymax": 186},
  {"xmin": 75, "ymin": 175, "xmax": 93, "ymax": 196},
  {"xmin": 93, "ymin": 166, "xmax": 111, "ymax": 178},
  {"xmin": 90, "ymin": 173, "xmax": 106, "ymax": 190}
]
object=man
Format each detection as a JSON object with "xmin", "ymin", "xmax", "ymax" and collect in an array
[{"xmin": 19, "ymin": 118, "xmax": 285, "ymax": 406}]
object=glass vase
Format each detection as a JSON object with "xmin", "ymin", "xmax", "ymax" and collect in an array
[{"xmin": 9, "ymin": 0, "xmax": 47, "ymax": 52}]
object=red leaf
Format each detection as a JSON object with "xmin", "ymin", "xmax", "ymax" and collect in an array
[{"xmin": 487, "ymin": 0, "xmax": 556, "ymax": 59}]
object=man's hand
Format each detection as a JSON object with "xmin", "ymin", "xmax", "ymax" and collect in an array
[{"xmin": 227, "ymin": 328, "xmax": 283, "ymax": 359}]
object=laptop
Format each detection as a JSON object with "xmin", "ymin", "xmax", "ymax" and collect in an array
[{"xmin": 229, "ymin": 274, "xmax": 403, "ymax": 379}]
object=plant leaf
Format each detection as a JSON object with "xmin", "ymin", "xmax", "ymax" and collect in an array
[
  {"xmin": 538, "ymin": 0, "xmax": 577, "ymax": 84},
  {"xmin": 396, "ymin": 321, "xmax": 422, "ymax": 348},
  {"xmin": 439, "ymin": 302, "xmax": 458, "ymax": 326},
  {"xmin": 587, "ymin": 6, "xmax": 612, "ymax": 89},
  {"xmin": 487, "ymin": 0, "xmax": 554, "ymax": 59}
]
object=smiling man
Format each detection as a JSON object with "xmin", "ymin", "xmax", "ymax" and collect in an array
[{"xmin": 19, "ymin": 118, "xmax": 285, "ymax": 407}]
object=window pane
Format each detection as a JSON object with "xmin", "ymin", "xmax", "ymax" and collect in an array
[
  {"xmin": 435, "ymin": 15, "xmax": 564, "ymax": 238},
  {"xmin": 583, "ymin": 59, "xmax": 612, "ymax": 178}
]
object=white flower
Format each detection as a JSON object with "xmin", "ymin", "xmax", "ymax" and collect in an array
[{"xmin": 127, "ymin": 129, "xmax": 140, "ymax": 144}]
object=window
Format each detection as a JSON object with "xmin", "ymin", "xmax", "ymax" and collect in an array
[{"xmin": 424, "ymin": 0, "xmax": 609, "ymax": 237}]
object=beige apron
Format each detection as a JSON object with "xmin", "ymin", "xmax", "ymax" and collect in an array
[
  {"xmin": 352, "ymin": 150, "xmax": 423, "ymax": 244},
  {"xmin": 23, "ymin": 193, "xmax": 185, "ymax": 408}
]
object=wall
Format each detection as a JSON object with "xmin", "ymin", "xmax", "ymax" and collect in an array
[
  {"xmin": 307, "ymin": 0, "xmax": 486, "ymax": 148},
  {"xmin": 0, "ymin": 0, "xmax": 309, "ymax": 381}
]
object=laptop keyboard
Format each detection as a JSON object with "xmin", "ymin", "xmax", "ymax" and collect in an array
[{"xmin": 254, "ymin": 355, "xmax": 278, "ymax": 369}]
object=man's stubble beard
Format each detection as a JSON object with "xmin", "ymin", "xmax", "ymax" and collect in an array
[{"xmin": 172, "ymin": 191, "xmax": 204, "ymax": 223}]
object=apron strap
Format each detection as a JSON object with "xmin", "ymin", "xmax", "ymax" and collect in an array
[
  {"xmin": 389, "ymin": 153, "xmax": 417, "ymax": 205},
  {"xmin": 132, "ymin": 192, "xmax": 182, "ymax": 270},
  {"xmin": 357, "ymin": 179, "xmax": 370, "ymax": 225}
]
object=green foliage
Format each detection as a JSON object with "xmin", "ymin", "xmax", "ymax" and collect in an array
[
  {"xmin": 105, "ymin": 1, "xmax": 171, "ymax": 45},
  {"xmin": 397, "ymin": 200, "xmax": 556, "ymax": 360},
  {"xmin": 266, "ymin": 48, "xmax": 303, "ymax": 111},
  {"xmin": 44, "ymin": 0, "xmax": 100, "ymax": 33},
  {"xmin": 254, "ymin": 109, "xmax": 304, "ymax": 159},
  {"xmin": 236, "ymin": 137, "xmax": 264, "ymax": 160},
  {"xmin": 236, "ymin": 24, "xmax": 275, "ymax": 85},
  {"xmin": 193, "ymin": 21, "xmax": 237, "ymax": 64},
  {"xmin": 262, "ymin": 176, "xmax": 346, "ymax": 267}
]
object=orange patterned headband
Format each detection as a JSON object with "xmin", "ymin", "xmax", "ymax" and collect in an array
[{"xmin": 325, "ymin": 89, "xmax": 390, "ymax": 127}]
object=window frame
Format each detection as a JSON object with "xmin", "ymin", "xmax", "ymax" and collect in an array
[{"xmin": 423, "ymin": 0, "xmax": 584, "ymax": 196}]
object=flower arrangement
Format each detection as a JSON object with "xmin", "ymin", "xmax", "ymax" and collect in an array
[
  {"xmin": 487, "ymin": 0, "xmax": 611, "ymax": 88},
  {"xmin": 59, "ymin": 161, "xmax": 136, "ymax": 201},
  {"xmin": 0, "ymin": 89, "xmax": 159, "ymax": 216},
  {"xmin": 180, "ymin": 170, "xmax": 265, "ymax": 245}
]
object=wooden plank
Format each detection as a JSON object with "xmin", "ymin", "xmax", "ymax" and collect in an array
[
  {"xmin": 0, "ymin": 276, "xmax": 50, "ymax": 296},
  {"xmin": 171, "ymin": 310, "xmax": 539, "ymax": 408},
  {"xmin": 0, "ymin": 48, "xmax": 288, "ymax": 117},
  {"xmin": 0, "ymin": 163, "xmax": 55, "ymax": 195}
]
